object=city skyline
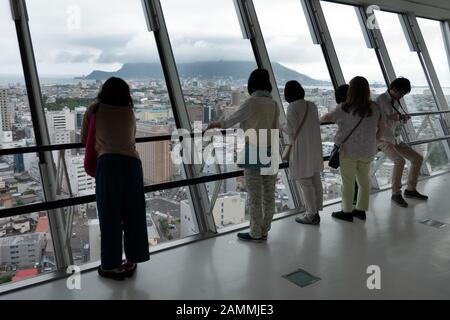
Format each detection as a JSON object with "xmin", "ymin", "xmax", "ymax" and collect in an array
[{"xmin": 1, "ymin": 1, "xmax": 449, "ymax": 86}]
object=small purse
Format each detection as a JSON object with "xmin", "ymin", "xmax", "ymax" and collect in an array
[
  {"xmin": 327, "ymin": 144, "xmax": 340, "ymax": 169},
  {"xmin": 328, "ymin": 116, "xmax": 364, "ymax": 169},
  {"xmin": 84, "ymin": 103, "xmax": 100, "ymax": 177},
  {"xmin": 282, "ymin": 102, "xmax": 309, "ymax": 162}
]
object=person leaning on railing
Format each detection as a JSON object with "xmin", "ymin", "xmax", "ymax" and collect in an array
[
  {"xmin": 321, "ymin": 76, "xmax": 385, "ymax": 222},
  {"xmin": 207, "ymin": 68, "xmax": 279, "ymax": 243},
  {"xmin": 280, "ymin": 80, "xmax": 324, "ymax": 226},
  {"xmin": 80, "ymin": 77, "xmax": 149, "ymax": 281},
  {"xmin": 376, "ymin": 77, "xmax": 428, "ymax": 208}
]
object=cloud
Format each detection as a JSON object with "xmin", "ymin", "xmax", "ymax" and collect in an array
[{"xmin": 53, "ymin": 51, "xmax": 98, "ymax": 64}]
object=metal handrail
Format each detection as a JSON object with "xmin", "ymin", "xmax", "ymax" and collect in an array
[
  {"xmin": 0, "ymin": 127, "xmax": 448, "ymax": 219},
  {"xmin": 407, "ymin": 110, "xmax": 450, "ymax": 117},
  {"xmin": 0, "ymin": 162, "xmax": 289, "ymax": 219},
  {"xmin": 0, "ymin": 124, "xmax": 339, "ymax": 156},
  {"xmin": 0, "ymin": 129, "xmax": 233, "ymax": 156},
  {"xmin": 409, "ymin": 135, "xmax": 450, "ymax": 146}
]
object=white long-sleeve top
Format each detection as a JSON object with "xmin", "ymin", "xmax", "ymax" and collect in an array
[{"xmin": 282, "ymin": 99, "xmax": 323, "ymax": 179}]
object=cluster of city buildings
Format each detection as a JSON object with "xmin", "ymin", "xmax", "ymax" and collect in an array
[{"xmin": 0, "ymin": 77, "xmax": 445, "ymax": 284}]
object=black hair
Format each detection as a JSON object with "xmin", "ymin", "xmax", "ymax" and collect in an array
[
  {"xmin": 97, "ymin": 77, "xmax": 134, "ymax": 107},
  {"xmin": 284, "ymin": 80, "xmax": 305, "ymax": 103},
  {"xmin": 247, "ymin": 68, "xmax": 272, "ymax": 95},
  {"xmin": 335, "ymin": 84, "xmax": 349, "ymax": 104},
  {"xmin": 390, "ymin": 77, "xmax": 411, "ymax": 94}
]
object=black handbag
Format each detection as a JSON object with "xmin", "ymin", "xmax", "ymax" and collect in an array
[{"xmin": 328, "ymin": 116, "xmax": 364, "ymax": 169}]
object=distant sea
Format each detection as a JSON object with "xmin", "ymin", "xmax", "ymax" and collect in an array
[
  {"xmin": 0, "ymin": 75, "xmax": 95, "ymax": 86},
  {"xmin": 1, "ymin": 75, "xmax": 449, "ymax": 95}
]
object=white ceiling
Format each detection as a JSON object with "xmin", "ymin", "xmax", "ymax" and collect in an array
[{"xmin": 328, "ymin": 0, "xmax": 450, "ymax": 20}]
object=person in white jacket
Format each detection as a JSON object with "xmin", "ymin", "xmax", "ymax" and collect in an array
[
  {"xmin": 281, "ymin": 81, "xmax": 324, "ymax": 225},
  {"xmin": 207, "ymin": 69, "xmax": 279, "ymax": 242}
]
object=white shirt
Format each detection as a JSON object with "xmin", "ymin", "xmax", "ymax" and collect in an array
[{"xmin": 376, "ymin": 91, "xmax": 403, "ymax": 144}]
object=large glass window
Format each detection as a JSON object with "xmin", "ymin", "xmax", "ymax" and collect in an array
[
  {"xmin": 321, "ymin": 2, "xmax": 387, "ymax": 96},
  {"xmin": 0, "ymin": 0, "xmax": 44, "ymax": 209},
  {"xmin": 161, "ymin": 0, "xmax": 297, "ymax": 212},
  {"xmin": 0, "ymin": 1, "xmax": 54, "ymax": 286},
  {"xmin": 417, "ymin": 18, "xmax": 450, "ymax": 106},
  {"xmin": 161, "ymin": 0, "xmax": 256, "ymax": 127},
  {"xmin": 0, "ymin": 210, "xmax": 56, "ymax": 286},
  {"xmin": 0, "ymin": 1, "xmax": 36, "ymax": 146},
  {"xmin": 253, "ymin": 0, "xmax": 341, "ymax": 202},
  {"xmin": 374, "ymin": 10, "xmax": 439, "ymax": 112},
  {"xmin": 26, "ymin": 0, "xmax": 176, "ymax": 198}
]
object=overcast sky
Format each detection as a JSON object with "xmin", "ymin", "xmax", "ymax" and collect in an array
[{"xmin": 0, "ymin": 0, "xmax": 448, "ymax": 86}]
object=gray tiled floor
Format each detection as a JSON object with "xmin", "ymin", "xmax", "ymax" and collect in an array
[{"xmin": 2, "ymin": 174, "xmax": 450, "ymax": 299}]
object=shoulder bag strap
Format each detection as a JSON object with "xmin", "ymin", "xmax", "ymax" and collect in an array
[
  {"xmin": 339, "ymin": 115, "xmax": 364, "ymax": 146},
  {"xmin": 292, "ymin": 101, "xmax": 309, "ymax": 142}
]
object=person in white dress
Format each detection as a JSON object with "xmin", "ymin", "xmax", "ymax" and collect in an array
[{"xmin": 281, "ymin": 81, "xmax": 324, "ymax": 225}]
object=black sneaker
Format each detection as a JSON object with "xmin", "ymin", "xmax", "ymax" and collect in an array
[
  {"xmin": 97, "ymin": 266, "xmax": 126, "ymax": 281},
  {"xmin": 295, "ymin": 213, "xmax": 320, "ymax": 225},
  {"xmin": 352, "ymin": 209, "xmax": 366, "ymax": 220},
  {"xmin": 392, "ymin": 194, "xmax": 408, "ymax": 207},
  {"xmin": 332, "ymin": 211, "xmax": 353, "ymax": 222},
  {"xmin": 237, "ymin": 232, "xmax": 263, "ymax": 243},
  {"xmin": 404, "ymin": 189, "xmax": 428, "ymax": 200}
]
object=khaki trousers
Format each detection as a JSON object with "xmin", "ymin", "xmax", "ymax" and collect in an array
[{"xmin": 378, "ymin": 141, "xmax": 423, "ymax": 194}]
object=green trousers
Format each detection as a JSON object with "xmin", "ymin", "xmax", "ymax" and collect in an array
[{"xmin": 339, "ymin": 154, "xmax": 372, "ymax": 213}]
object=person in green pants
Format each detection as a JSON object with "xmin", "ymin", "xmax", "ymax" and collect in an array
[{"xmin": 321, "ymin": 77, "xmax": 385, "ymax": 222}]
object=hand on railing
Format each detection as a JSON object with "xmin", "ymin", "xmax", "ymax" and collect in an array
[{"xmin": 400, "ymin": 114, "xmax": 411, "ymax": 123}]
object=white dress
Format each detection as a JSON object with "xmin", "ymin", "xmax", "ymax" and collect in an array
[{"xmin": 282, "ymin": 99, "xmax": 324, "ymax": 179}]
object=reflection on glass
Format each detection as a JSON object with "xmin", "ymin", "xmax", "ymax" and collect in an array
[
  {"xmin": 410, "ymin": 115, "xmax": 446, "ymax": 140},
  {"xmin": 374, "ymin": 10, "xmax": 438, "ymax": 112},
  {"xmin": 423, "ymin": 141, "xmax": 450, "ymax": 173}
]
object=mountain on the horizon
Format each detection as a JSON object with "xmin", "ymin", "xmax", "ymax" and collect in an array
[{"xmin": 84, "ymin": 61, "xmax": 330, "ymax": 86}]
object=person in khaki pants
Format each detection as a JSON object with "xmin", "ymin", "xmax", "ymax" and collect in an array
[{"xmin": 376, "ymin": 78, "xmax": 428, "ymax": 207}]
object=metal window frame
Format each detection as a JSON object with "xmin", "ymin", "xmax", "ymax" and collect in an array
[
  {"xmin": 234, "ymin": 0, "xmax": 301, "ymax": 209},
  {"xmin": 400, "ymin": 13, "xmax": 450, "ymax": 160},
  {"xmin": 9, "ymin": 0, "xmax": 72, "ymax": 270},
  {"xmin": 141, "ymin": 0, "xmax": 216, "ymax": 234},
  {"xmin": 442, "ymin": 21, "xmax": 450, "ymax": 71},
  {"xmin": 355, "ymin": 5, "xmax": 431, "ymax": 177},
  {"xmin": 301, "ymin": 0, "xmax": 346, "ymax": 88}
]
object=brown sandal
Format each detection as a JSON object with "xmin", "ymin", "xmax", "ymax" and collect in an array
[
  {"xmin": 122, "ymin": 261, "xmax": 137, "ymax": 277},
  {"xmin": 97, "ymin": 266, "xmax": 126, "ymax": 281}
]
